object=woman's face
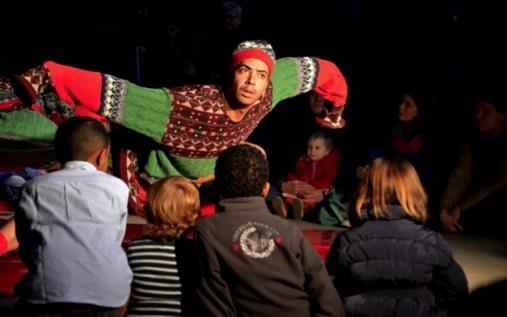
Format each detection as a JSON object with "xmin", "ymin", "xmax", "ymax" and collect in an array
[
  {"xmin": 398, "ymin": 94, "xmax": 419, "ymax": 122},
  {"xmin": 476, "ymin": 100, "xmax": 506, "ymax": 134}
]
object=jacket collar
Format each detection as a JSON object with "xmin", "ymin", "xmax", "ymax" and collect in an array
[
  {"xmin": 360, "ymin": 204, "xmax": 408, "ymax": 221},
  {"xmin": 218, "ymin": 196, "xmax": 269, "ymax": 214}
]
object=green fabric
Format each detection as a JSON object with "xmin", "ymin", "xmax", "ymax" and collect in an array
[
  {"xmin": 317, "ymin": 189, "xmax": 349, "ymax": 226},
  {"xmin": 0, "ymin": 110, "xmax": 56, "ymax": 144},
  {"xmin": 144, "ymin": 149, "xmax": 217, "ymax": 180},
  {"xmin": 123, "ymin": 83, "xmax": 172, "ymax": 142},
  {"xmin": 271, "ymin": 58, "xmax": 301, "ymax": 107}
]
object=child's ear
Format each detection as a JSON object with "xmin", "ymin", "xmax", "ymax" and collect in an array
[
  {"xmin": 96, "ymin": 147, "xmax": 110, "ymax": 172},
  {"xmin": 262, "ymin": 182, "xmax": 270, "ymax": 198}
]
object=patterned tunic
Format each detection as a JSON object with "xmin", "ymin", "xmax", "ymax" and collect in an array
[{"xmin": 0, "ymin": 57, "xmax": 347, "ymax": 180}]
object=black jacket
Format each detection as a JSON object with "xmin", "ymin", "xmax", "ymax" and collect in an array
[
  {"xmin": 195, "ymin": 196, "xmax": 345, "ymax": 317},
  {"xmin": 326, "ymin": 205, "xmax": 468, "ymax": 317}
]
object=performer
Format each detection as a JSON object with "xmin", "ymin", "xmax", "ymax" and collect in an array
[{"xmin": 0, "ymin": 40, "xmax": 348, "ymax": 213}]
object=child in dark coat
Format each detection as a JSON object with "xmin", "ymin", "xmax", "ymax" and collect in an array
[{"xmin": 327, "ymin": 156, "xmax": 468, "ymax": 317}]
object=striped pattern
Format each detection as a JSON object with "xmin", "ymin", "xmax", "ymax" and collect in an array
[
  {"xmin": 293, "ymin": 57, "xmax": 318, "ymax": 95},
  {"xmin": 101, "ymin": 74, "xmax": 127, "ymax": 122},
  {"xmin": 127, "ymin": 238, "xmax": 182, "ymax": 317}
]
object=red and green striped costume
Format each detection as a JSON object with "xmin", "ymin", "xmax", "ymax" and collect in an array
[{"xmin": 0, "ymin": 57, "xmax": 347, "ymax": 180}]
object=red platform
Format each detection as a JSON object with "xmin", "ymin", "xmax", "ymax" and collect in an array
[{"xmin": 0, "ymin": 222, "xmax": 342, "ymax": 298}]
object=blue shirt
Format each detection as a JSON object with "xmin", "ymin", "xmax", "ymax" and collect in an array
[{"xmin": 15, "ymin": 161, "xmax": 133, "ymax": 307}]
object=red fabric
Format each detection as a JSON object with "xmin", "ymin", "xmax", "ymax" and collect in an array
[
  {"xmin": 287, "ymin": 148, "xmax": 340, "ymax": 189},
  {"xmin": 199, "ymin": 203, "xmax": 216, "ymax": 218},
  {"xmin": 0, "ymin": 224, "xmax": 341, "ymax": 297},
  {"xmin": 301, "ymin": 229, "xmax": 341, "ymax": 261},
  {"xmin": 391, "ymin": 137, "xmax": 423, "ymax": 155},
  {"xmin": 0, "ymin": 218, "xmax": 27, "ymax": 298},
  {"xmin": 43, "ymin": 61, "xmax": 105, "ymax": 122},
  {"xmin": 314, "ymin": 58, "xmax": 348, "ymax": 107},
  {"xmin": 0, "ymin": 232, "xmax": 8, "ymax": 256},
  {"xmin": 0, "ymin": 253, "xmax": 27, "ymax": 297},
  {"xmin": 0, "ymin": 199, "xmax": 15, "ymax": 212},
  {"xmin": 232, "ymin": 50, "xmax": 275, "ymax": 76},
  {"xmin": 0, "ymin": 99, "xmax": 20, "ymax": 110},
  {"xmin": 122, "ymin": 223, "xmax": 146, "ymax": 246}
]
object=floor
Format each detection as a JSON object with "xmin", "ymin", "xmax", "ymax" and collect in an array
[
  {"xmin": 1, "ymin": 214, "xmax": 506, "ymax": 316},
  {"xmin": 130, "ymin": 214, "xmax": 507, "ymax": 291},
  {"xmin": 445, "ymin": 233, "xmax": 507, "ymax": 291}
]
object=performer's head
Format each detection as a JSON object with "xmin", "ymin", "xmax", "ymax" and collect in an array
[
  {"xmin": 229, "ymin": 40, "xmax": 275, "ymax": 108},
  {"xmin": 214, "ymin": 144, "xmax": 270, "ymax": 199}
]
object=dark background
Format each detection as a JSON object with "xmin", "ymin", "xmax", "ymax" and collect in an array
[
  {"xmin": 3, "ymin": 0, "xmax": 506, "ymax": 198},
  {"xmin": 3, "ymin": 0, "xmax": 505, "ymax": 84}
]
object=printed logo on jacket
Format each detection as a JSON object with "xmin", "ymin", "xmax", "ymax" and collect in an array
[{"xmin": 232, "ymin": 222, "xmax": 283, "ymax": 258}]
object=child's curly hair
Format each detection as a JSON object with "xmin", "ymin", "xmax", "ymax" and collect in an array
[
  {"xmin": 144, "ymin": 176, "xmax": 200, "ymax": 238},
  {"xmin": 214, "ymin": 144, "xmax": 269, "ymax": 198}
]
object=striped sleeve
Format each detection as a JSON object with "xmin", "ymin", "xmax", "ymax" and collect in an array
[
  {"xmin": 127, "ymin": 238, "xmax": 183, "ymax": 317},
  {"xmin": 101, "ymin": 77, "xmax": 172, "ymax": 143},
  {"xmin": 270, "ymin": 57, "xmax": 347, "ymax": 109},
  {"xmin": 42, "ymin": 61, "xmax": 171, "ymax": 143}
]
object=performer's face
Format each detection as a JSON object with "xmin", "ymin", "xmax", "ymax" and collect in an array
[{"xmin": 232, "ymin": 58, "xmax": 269, "ymax": 107}]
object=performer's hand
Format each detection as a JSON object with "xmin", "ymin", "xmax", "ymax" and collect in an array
[
  {"xmin": 315, "ymin": 103, "xmax": 346, "ymax": 129},
  {"xmin": 194, "ymin": 174, "xmax": 215, "ymax": 188}
]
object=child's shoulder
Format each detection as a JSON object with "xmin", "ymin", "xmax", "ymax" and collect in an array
[{"xmin": 129, "ymin": 236, "xmax": 176, "ymax": 247}]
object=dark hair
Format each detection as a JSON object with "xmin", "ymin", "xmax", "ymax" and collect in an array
[
  {"xmin": 401, "ymin": 87, "xmax": 432, "ymax": 118},
  {"xmin": 308, "ymin": 131, "xmax": 333, "ymax": 150},
  {"xmin": 214, "ymin": 144, "xmax": 269, "ymax": 198},
  {"xmin": 477, "ymin": 90, "xmax": 507, "ymax": 115},
  {"xmin": 54, "ymin": 117, "xmax": 110, "ymax": 163}
]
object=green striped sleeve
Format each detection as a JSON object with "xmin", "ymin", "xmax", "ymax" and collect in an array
[
  {"xmin": 270, "ymin": 57, "xmax": 318, "ymax": 108},
  {"xmin": 122, "ymin": 83, "xmax": 172, "ymax": 142}
]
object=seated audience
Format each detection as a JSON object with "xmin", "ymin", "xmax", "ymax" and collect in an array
[
  {"xmin": 14, "ymin": 117, "xmax": 132, "ymax": 316},
  {"xmin": 327, "ymin": 156, "xmax": 468, "ymax": 317},
  {"xmin": 126, "ymin": 176, "xmax": 200, "ymax": 317},
  {"xmin": 195, "ymin": 144, "xmax": 345, "ymax": 316},
  {"xmin": 272, "ymin": 131, "xmax": 339, "ymax": 220},
  {"xmin": 439, "ymin": 91, "xmax": 507, "ymax": 236}
]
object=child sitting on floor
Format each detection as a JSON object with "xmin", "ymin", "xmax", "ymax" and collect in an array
[
  {"xmin": 15, "ymin": 117, "xmax": 132, "ymax": 316},
  {"xmin": 126, "ymin": 176, "xmax": 200, "ymax": 317},
  {"xmin": 272, "ymin": 131, "xmax": 339, "ymax": 220}
]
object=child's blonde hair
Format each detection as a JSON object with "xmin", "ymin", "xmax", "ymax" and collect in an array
[
  {"xmin": 350, "ymin": 157, "xmax": 428, "ymax": 223},
  {"xmin": 144, "ymin": 176, "xmax": 200, "ymax": 238}
]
